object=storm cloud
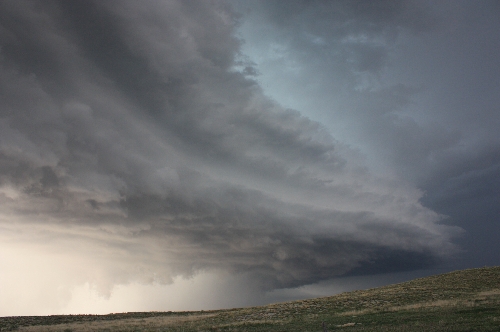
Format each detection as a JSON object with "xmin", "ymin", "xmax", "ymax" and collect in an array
[
  {"xmin": 236, "ymin": 0, "xmax": 500, "ymax": 263},
  {"xmin": 2, "ymin": 0, "xmax": 496, "ymax": 315}
]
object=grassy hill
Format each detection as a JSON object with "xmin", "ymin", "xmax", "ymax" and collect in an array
[{"xmin": 2, "ymin": 266, "xmax": 500, "ymax": 331}]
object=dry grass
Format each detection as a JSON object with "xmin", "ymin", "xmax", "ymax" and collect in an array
[
  {"xmin": 339, "ymin": 288, "xmax": 500, "ymax": 317},
  {"xmin": 16, "ymin": 313, "xmax": 216, "ymax": 332}
]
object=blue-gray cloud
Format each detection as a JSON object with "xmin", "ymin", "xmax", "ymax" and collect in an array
[{"xmin": 236, "ymin": 0, "xmax": 500, "ymax": 273}]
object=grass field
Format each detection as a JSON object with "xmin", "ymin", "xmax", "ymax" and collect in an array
[{"xmin": 2, "ymin": 266, "xmax": 499, "ymax": 331}]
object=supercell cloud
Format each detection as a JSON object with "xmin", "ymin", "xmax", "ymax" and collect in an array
[{"xmin": 3, "ymin": 0, "xmax": 497, "ymax": 315}]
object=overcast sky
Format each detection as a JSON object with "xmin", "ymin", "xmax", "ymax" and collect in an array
[{"xmin": 0, "ymin": 0, "xmax": 499, "ymax": 316}]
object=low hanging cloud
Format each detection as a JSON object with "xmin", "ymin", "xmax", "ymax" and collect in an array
[{"xmin": 0, "ymin": 0, "xmax": 460, "ymax": 299}]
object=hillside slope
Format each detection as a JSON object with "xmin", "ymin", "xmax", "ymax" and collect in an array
[{"xmin": 2, "ymin": 266, "xmax": 500, "ymax": 331}]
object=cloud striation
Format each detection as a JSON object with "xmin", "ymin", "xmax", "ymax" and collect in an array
[{"xmin": 0, "ymin": 0, "xmax": 460, "ymax": 304}]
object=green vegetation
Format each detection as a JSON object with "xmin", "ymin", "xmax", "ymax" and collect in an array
[{"xmin": 2, "ymin": 266, "xmax": 500, "ymax": 331}]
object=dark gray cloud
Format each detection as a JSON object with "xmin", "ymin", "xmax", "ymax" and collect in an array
[{"xmin": 0, "ymin": 0, "xmax": 471, "ymax": 313}]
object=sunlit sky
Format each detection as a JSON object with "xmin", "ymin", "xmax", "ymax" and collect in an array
[{"xmin": 1, "ymin": 0, "xmax": 499, "ymax": 316}]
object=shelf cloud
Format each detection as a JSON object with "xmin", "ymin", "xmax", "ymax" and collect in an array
[{"xmin": 2, "ymin": 0, "xmax": 498, "ymax": 315}]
